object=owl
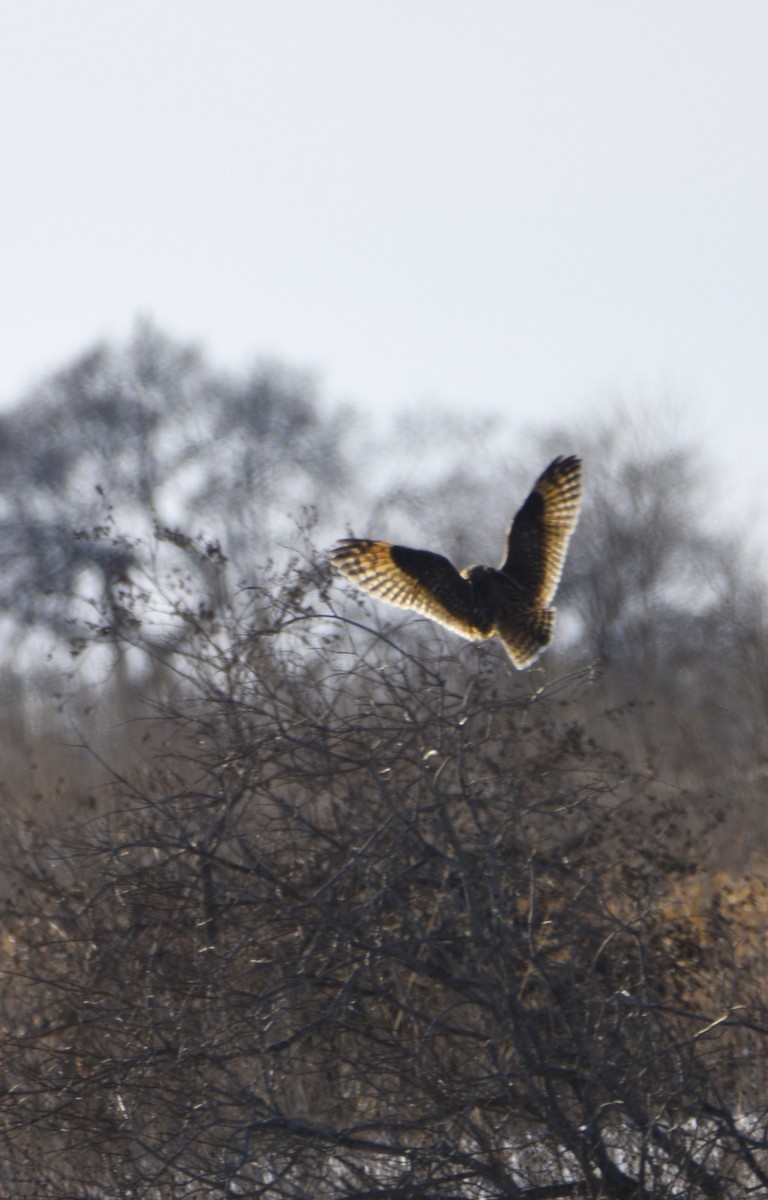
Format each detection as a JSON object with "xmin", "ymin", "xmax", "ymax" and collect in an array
[{"xmin": 330, "ymin": 455, "xmax": 582, "ymax": 668}]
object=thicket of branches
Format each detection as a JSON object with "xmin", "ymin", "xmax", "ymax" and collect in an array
[{"xmin": 1, "ymin": 328, "xmax": 768, "ymax": 1197}]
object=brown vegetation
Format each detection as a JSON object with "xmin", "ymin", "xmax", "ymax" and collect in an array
[{"xmin": 0, "ymin": 331, "xmax": 767, "ymax": 1197}]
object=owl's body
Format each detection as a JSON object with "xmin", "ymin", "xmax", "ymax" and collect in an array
[{"xmin": 330, "ymin": 455, "xmax": 581, "ymax": 668}]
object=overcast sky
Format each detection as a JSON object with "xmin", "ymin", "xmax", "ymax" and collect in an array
[{"xmin": 2, "ymin": 1, "xmax": 767, "ymax": 526}]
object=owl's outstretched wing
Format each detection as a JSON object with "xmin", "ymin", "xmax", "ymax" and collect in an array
[
  {"xmin": 500, "ymin": 455, "xmax": 582, "ymax": 608},
  {"xmin": 329, "ymin": 539, "xmax": 486, "ymax": 641}
]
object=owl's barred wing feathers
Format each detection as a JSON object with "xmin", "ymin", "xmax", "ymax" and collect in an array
[
  {"xmin": 329, "ymin": 540, "xmax": 485, "ymax": 640},
  {"xmin": 330, "ymin": 454, "xmax": 582, "ymax": 669},
  {"xmin": 501, "ymin": 455, "xmax": 582, "ymax": 608}
]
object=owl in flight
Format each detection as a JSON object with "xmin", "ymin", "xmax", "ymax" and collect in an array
[{"xmin": 330, "ymin": 455, "xmax": 582, "ymax": 668}]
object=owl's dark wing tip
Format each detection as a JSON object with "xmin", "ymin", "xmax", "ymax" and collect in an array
[
  {"xmin": 544, "ymin": 453, "xmax": 582, "ymax": 478},
  {"xmin": 329, "ymin": 537, "xmax": 379, "ymax": 565},
  {"xmin": 330, "ymin": 537, "xmax": 365, "ymax": 555}
]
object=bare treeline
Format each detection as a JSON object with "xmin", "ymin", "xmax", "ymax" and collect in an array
[{"xmin": 0, "ymin": 328, "xmax": 767, "ymax": 1196}]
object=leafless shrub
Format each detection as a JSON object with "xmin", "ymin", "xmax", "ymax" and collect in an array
[{"xmin": 1, "ymin": 552, "xmax": 766, "ymax": 1199}]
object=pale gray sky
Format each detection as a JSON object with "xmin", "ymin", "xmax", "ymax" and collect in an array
[{"xmin": 2, "ymin": 1, "xmax": 767, "ymax": 517}]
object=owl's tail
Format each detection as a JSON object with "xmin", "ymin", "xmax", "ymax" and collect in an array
[{"xmin": 497, "ymin": 607, "xmax": 555, "ymax": 669}]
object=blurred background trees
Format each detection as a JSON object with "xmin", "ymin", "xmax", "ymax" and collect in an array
[
  {"xmin": 0, "ymin": 321, "xmax": 348, "ymax": 670},
  {"xmin": 0, "ymin": 325, "xmax": 767, "ymax": 1196}
]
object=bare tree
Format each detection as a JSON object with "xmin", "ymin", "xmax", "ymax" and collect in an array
[
  {"xmin": 3, "ymin": 358, "xmax": 768, "ymax": 1194},
  {"xmin": 0, "ymin": 321, "xmax": 351, "ymax": 670},
  {"xmin": 1, "ymin": 545, "xmax": 766, "ymax": 1198}
]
